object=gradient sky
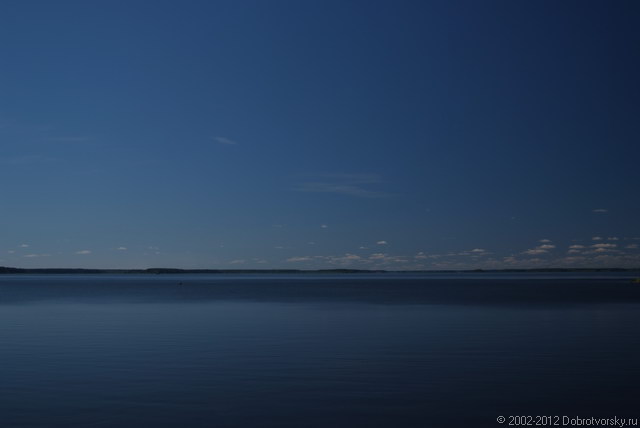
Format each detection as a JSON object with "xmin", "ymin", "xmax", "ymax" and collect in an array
[{"xmin": 1, "ymin": 0, "xmax": 639, "ymax": 270}]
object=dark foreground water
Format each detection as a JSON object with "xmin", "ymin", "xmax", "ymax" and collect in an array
[{"xmin": 1, "ymin": 273, "xmax": 640, "ymax": 428}]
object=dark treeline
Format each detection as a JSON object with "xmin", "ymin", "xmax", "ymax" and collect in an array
[
  {"xmin": 0, "ymin": 266, "xmax": 637, "ymax": 275},
  {"xmin": 0, "ymin": 267, "xmax": 380, "ymax": 275}
]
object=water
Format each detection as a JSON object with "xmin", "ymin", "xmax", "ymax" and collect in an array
[{"xmin": 1, "ymin": 273, "xmax": 640, "ymax": 427}]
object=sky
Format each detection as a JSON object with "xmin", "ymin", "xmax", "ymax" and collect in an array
[{"xmin": 1, "ymin": 0, "xmax": 639, "ymax": 270}]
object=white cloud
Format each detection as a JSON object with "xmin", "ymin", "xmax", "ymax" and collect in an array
[
  {"xmin": 369, "ymin": 253, "xmax": 387, "ymax": 260},
  {"xmin": 333, "ymin": 254, "xmax": 362, "ymax": 263},
  {"xmin": 376, "ymin": 241, "xmax": 388, "ymax": 245},
  {"xmin": 286, "ymin": 256, "xmax": 312, "ymax": 262},
  {"xmin": 229, "ymin": 259, "xmax": 245, "ymax": 264},
  {"xmin": 523, "ymin": 244, "xmax": 555, "ymax": 255},
  {"xmin": 20, "ymin": 244, "xmax": 29, "ymax": 248},
  {"xmin": 539, "ymin": 239, "xmax": 552, "ymax": 243},
  {"xmin": 471, "ymin": 248, "xmax": 486, "ymax": 253},
  {"xmin": 320, "ymin": 224, "xmax": 328, "ymax": 228},
  {"xmin": 585, "ymin": 243, "xmax": 618, "ymax": 254},
  {"xmin": 592, "ymin": 209, "xmax": 608, "ymax": 213},
  {"xmin": 567, "ymin": 245, "xmax": 585, "ymax": 254},
  {"xmin": 523, "ymin": 249, "xmax": 548, "ymax": 255},
  {"xmin": 117, "ymin": 247, "xmax": 127, "ymax": 251},
  {"xmin": 592, "ymin": 243, "xmax": 617, "ymax": 249},
  {"xmin": 592, "ymin": 236, "xmax": 603, "ymax": 241},
  {"xmin": 607, "ymin": 237, "xmax": 619, "ymax": 241},
  {"xmin": 75, "ymin": 250, "xmax": 91, "ymax": 255},
  {"xmin": 214, "ymin": 136, "xmax": 237, "ymax": 145}
]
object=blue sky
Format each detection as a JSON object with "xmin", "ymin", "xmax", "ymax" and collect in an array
[{"xmin": 1, "ymin": 0, "xmax": 639, "ymax": 270}]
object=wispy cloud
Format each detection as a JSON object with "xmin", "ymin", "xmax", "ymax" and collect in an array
[
  {"xmin": 294, "ymin": 173, "xmax": 389, "ymax": 198},
  {"xmin": 213, "ymin": 136, "xmax": 237, "ymax": 145},
  {"xmin": 44, "ymin": 136, "xmax": 93, "ymax": 143},
  {"xmin": 592, "ymin": 209, "xmax": 608, "ymax": 213},
  {"xmin": 276, "ymin": 238, "xmax": 640, "ymax": 270},
  {"xmin": 568, "ymin": 244, "xmax": 585, "ymax": 254},
  {"xmin": 574, "ymin": 243, "xmax": 620, "ymax": 255},
  {"xmin": 117, "ymin": 247, "xmax": 127, "ymax": 251},
  {"xmin": 286, "ymin": 256, "xmax": 312, "ymax": 262},
  {"xmin": 75, "ymin": 250, "xmax": 92, "ymax": 255},
  {"xmin": 523, "ymin": 243, "xmax": 555, "ymax": 255},
  {"xmin": 592, "ymin": 243, "xmax": 616, "ymax": 249},
  {"xmin": 376, "ymin": 240, "xmax": 388, "ymax": 245},
  {"xmin": 0, "ymin": 155, "xmax": 59, "ymax": 165},
  {"xmin": 369, "ymin": 253, "xmax": 387, "ymax": 260}
]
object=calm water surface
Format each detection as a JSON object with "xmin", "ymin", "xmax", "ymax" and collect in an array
[{"xmin": 1, "ymin": 273, "xmax": 640, "ymax": 427}]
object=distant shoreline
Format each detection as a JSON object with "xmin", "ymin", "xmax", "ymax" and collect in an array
[{"xmin": 1, "ymin": 267, "xmax": 639, "ymax": 275}]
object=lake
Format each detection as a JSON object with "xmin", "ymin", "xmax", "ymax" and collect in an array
[{"xmin": 1, "ymin": 273, "xmax": 639, "ymax": 427}]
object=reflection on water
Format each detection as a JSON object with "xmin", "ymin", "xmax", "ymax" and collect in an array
[{"xmin": 1, "ymin": 274, "xmax": 640, "ymax": 427}]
